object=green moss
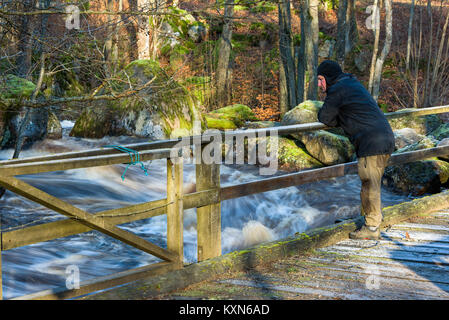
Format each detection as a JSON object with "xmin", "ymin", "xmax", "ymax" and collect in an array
[
  {"xmin": 210, "ymin": 104, "xmax": 258, "ymax": 126},
  {"xmin": 205, "ymin": 116, "xmax": 237, "ymax": 130},
  {"xmin": 0, "ymin": 74, "xmax": 36, "ymax": 99},
  {"xmin": 388, "ymin": 108, "xmax": 442, "ymax": 135},
  {"xmin": 429, "ymin": 123, "xmax": 449, "ymax": 141}
]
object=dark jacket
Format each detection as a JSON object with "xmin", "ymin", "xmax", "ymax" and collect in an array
[{"xmin": 317, "ymin": 73, "xmax": 395, "ymax": 158}]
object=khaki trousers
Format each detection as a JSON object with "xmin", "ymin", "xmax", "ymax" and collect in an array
[{"xmin": 357, "ymin": 154, "xmax": 390, "ymax": 228}]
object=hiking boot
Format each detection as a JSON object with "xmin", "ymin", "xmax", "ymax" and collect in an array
[{"xmin": 349, "ymin": 225, "xmax": 380, "ymax": 240}]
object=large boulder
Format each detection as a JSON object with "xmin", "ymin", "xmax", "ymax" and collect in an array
[
  {"xmin": 428, "ymin": 123, "xmax": 449, "ymax": 141},
  {"xmin": 383, "ymin": 159, "xmax": 449, "ymax": 196},
  {"xmin": 205, "ymin": 104, "xmax": 258, "ymax": 130},
  {"xmin": 70, "ymin": 60, "xmax": 203, "ymax": 139},
  {"xmin": 280, "ymin": 100, "xmax": 323, "ymax": 126},
  {"xmin": 46, "ymin": 111, "xmax": 62, "ymax": 140},
  {"xmin": 299, "ymin": 130, "xmax": 355, "ymax": 165},
  {"xmin": 437, "ymin": 138, "xmax": 449, "ymax": 161},
  {"xmin": 393, "ymin": 128, "xmax": 426, "ymax": 150},
  {"xmin": 258, "ymin": 136, "xmax": 323, "ymax": 172},
  {"xmin": 383, "ymin": 134, "xmax": 448, "ymax": 196},
  {"xmin": 281, "ymin": 100, "xmax": 353, "ymax": 165},
  {"xmin": 394, "ymin": 135, "xmax": 438, "ymax": 154},
  {"xmin": 388, "ymin": 108, "xmax": 442, "ymax": 135}
]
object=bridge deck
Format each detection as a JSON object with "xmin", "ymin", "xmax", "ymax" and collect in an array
[{"xmin": 161, "ymin": 210, "xmax": 449, "ymax": 300}]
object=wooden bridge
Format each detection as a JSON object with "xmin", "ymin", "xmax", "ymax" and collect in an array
[{"xmin": 0, "ymin": 105, "xmax": 449, "ymax": 300}]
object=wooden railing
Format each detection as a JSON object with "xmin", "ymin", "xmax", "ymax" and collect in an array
[{"xmin": 0, "ymin": 105, "xmax": 449, "ymax": 300}]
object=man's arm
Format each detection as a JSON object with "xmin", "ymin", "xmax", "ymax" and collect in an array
[{"xmin": 317, "ymin": 86, "xmax": 342, "ymax": 127}]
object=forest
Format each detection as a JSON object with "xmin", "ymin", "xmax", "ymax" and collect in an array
[{"xmin": 0, "ymin": 0, "xmax": 449, "ymax": 175}]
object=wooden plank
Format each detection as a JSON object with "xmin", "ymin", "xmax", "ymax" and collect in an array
[
  {"xmin": 166, "ymin": 158, "xmax": 184, "ymax": 268},
  {"xmin": 12, "ymin": 261, "xmax": 177, "ymax": 300},
  {"xmin": 196, "ymin": 158, "xmax": 221, "ymax": 262},
  {"xmin": 1, "ymin": 189, "xmax": 219, "ymax": 251},
  {"xmin": 220, "ymin": 145, "xmax": 449, "ymax": 201},
  {"xmin": 0, "ymin": 148, "xmax": 176, "ymax": 176},
  {"xmin": 0, "ymin": 176, "xmax": 178, "ymax": 262}
]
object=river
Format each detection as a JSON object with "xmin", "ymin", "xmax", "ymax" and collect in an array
[{"xmin": 0, "ymin": 121, "xmax": 412, "ymax": 299}]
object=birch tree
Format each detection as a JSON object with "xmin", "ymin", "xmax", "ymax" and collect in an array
[{"xmin": 372, "ymin": 0, "xmax": 392, "ymax": 101}]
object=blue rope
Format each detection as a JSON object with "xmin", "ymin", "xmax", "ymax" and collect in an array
[{"xmin": 103, "ymin": 145, "xmax": 149, "ymax": 181}]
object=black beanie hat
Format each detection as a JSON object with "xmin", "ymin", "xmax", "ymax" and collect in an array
[{"xmin": 317, "ymin": 60, "xmax": 343, "ymax": 88}]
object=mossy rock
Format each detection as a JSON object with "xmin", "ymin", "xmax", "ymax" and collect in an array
[
  {"xmin": 280, "ymin": 100, "xmax": 324, "ymax": 126},
  {"xmin": 428, "ymin": 123, "xmax": 449, "ymax": 141},
  {"xmin": 281, "ymin": 100, "xmax": 346, "ymax": 137},
  {"xmin": 388, "ymin": 108, "xmax": 442, "ymax": 135},
  {"xmin": 393, "ymin": 136, "xmax": 438, "ymax": 154},
  {"xmin": 393, "ymin": 128, "xmax": 426, "ymax": 150},
  {"xmin": 259, "ymin": 136, "xmax": 323, "ymax": 172},
  {"xmin": 210, "ymin": 104, "xmax": 258, "ymax": 126},
  {"xmin": 46, "ymin": 111, "xmax": 62, "ymax": 140},
  {"xmin": 299, "ymin": 130, "xmax": 355, "ymax": 165},
  {"xmin": 205, "ymin": 104, "xmax": 258, "ymax": 130},
  {"xmin": 205, "ymin": 115, "xmax": 237, "ymax": 130},
  {"xmin": 70, "ymin": 108, "xmax": 114, "ymax": 138},
  {"xmin": 246, "ymin": 121, "xmax": 277, "ymax": 129},
  {"xmin": 72, "ymin": 59, "xmax": 204, "ymax": 139},
  {"xmin": 383, "ymin": 159, "xmax": 449, "ymax": 196},
  {"xmin": 0, "ymin": 75, "xmax": 36, "ymax": 100}
]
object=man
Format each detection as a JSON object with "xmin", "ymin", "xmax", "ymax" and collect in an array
[{"xmin": 316, "ymin": 60, "xmax": 395, "ymax": 240}]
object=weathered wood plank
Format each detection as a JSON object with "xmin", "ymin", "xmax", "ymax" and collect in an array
[
  {"xmin": 167, "ymin": 158, "xmax": 184, "ymax": 268},
  {"xmin": 13, "ymin": 261, "xmax": 177, "ymax": 300},
  {"xmin": 0, "ymin": 176, "xmax": 178, "ymax": 262},
  {"xmin": 0, "ymin": 148, "xmax": 176, "ymax": 176},
  {"xmin": 196, "ymin": 158, "xmax": 221, "ymax": 262},
  {"xmin": 220, "ymin": 145, "xmax": 449, "ymax": 201},
  {"xmin": 1, "ymin": 189, "xmax": 219, "ymax": 251}
]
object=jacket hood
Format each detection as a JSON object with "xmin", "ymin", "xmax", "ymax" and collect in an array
[{"xmin": 317, "ymin": 60, "xmax": 344, "ymax": 89}]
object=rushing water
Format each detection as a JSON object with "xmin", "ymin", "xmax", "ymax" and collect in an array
[{"xmin": 0, "ymin": 122, "xmax": 412, "ymax": 298}]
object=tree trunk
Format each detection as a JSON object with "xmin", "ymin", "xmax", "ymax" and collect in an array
[
  {"xmin": 136, "ymin": 0, "xmax": 151, "ymax": 59},
  {"xmin": 15, "ymin": 0, "xmax": 36, "ymax": 78},
  {"xmin": 424, "ymin": 0, "xmax": 433, "ymax": 107},
  {"xmin": 371, "ymin": 0, "xmax": 393, "ymax": 102},
  {"xmin": 335, "ymin": 0, "xmax": 349, "ymax": 66},
  {"xmin": 368, "ymin": 0, "xmax": 381, "ymax": 94},
  {"xmin": 296, "ymin": 1, "xmax": 306, "ymax": 104},
  {"xmin": 278, "ymin": 0, "xmax": 297, "ymax": 109},
  {"xmin": 303, "ymin": 0, "xmax": 319, "ymax": 101},
  {"xmin": 406, "ymin": 0, "xmax": 416, "ymax": 71},
  {"xmin": 215, "ymin": 0, "xmax": 235, "ymax": 108},
  {"xmin": 345, "ymin": 0, "xmax": 359, "ymax": 55}
]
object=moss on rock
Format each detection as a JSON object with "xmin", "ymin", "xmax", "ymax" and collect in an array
[
  {"xmin": 388, "ymin": 108, "xmax": 442, "ymax": 135},
  {"xmin": 0, "ymin": 74, "xmax": 36, "ymax": 100},
  {"xmin": 429, "ymin": 123, "xmax": 449, "ymax": 141},
  {"xmin": 260, "ymin": 136, "xmax": 323, "ymax": 172},
  {"xmin": 71, "ymin": 59, "xmax": 204, "ymax": 139},
  {"xmin": 205, "ymin": 115, "xmax": 238, "ymax": 130},
  {"xmin": 383, "ymin": 159, "xmax": 449, "ymax": 196},
  {"xmin": 280, "ymin": 100, "xmax": 323, "ymax": 126},
  {"xmin": 299, "ymin": 130, "xmax": 355, "ymax": 165}
]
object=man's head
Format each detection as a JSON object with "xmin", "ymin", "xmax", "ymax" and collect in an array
[{"xmin": 317, "ymin": 60, "xmax": 343, "ymax": 93}]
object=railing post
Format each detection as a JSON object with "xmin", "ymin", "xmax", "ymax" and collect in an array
[
  {"xmin": 196, "ymin": 156, "xmax": 221, "ymax": 262},
  {"xmin": 166, "ymin": 157, "xmax": 184, "ymax": 268}
]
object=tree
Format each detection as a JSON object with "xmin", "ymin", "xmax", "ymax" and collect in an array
[
  {"xmin": 214, "ymin": 0, "xmax": 235, "ymax": 109},
  {"xmin": 368, "ymin": 0, "xmax": 393, "ymax": 102}
]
